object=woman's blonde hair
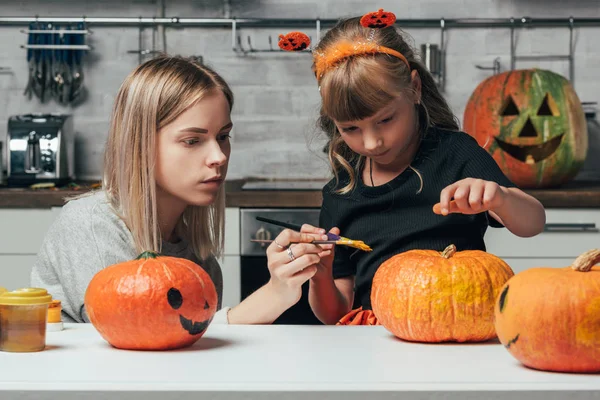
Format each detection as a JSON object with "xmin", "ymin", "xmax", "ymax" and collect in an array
[
  {"xmin": 103, "ymin": 55, "xmax": 233, "ymax": 260},
  {"xmin": 314, "ymin": 17, "xmax": 459, "ymax": 194}
]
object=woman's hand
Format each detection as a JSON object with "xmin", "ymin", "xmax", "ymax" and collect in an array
[
  {"xmin": 265, "ymin": 228, "xmax": 331, "ymax": 307},
  {"xmin": 435, "ymin": 178, "xmax": 507, "ymax": 216}
]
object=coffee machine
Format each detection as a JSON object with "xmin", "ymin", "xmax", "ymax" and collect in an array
[{"xmin": 6, "ymin": 114, "xmax": 75, "ymax": 187}]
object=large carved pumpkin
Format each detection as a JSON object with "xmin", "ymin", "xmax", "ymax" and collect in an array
[
  {"xmin": 84, "ymin": 251, "xmax": 218, "ymax": 350},
  {"xmin": 494, "ymin": 249, "xmax": 600, "ymax": 373},
  {"xmin": 371, "ymin": 245, "xmax": 514, "ymax": 342},
  {"xmin": 463, "ymin": 68, "xmax": 588, "ymax": 188}
]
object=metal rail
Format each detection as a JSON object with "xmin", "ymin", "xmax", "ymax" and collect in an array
[
  {"xmin": 3, "ymin": 15, "xmax": 591, "ymax": 88},
  {"xmin": 0, "ymin": 16, "xmax": 599, "ymax": 28}
]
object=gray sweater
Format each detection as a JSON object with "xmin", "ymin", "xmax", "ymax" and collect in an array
[{"xmin": 30, "ymin": 191, "xmax": 228, "ymax": 324}]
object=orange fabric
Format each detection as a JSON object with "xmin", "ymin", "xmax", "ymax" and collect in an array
[{"xmin": 336, "ymin": 307, "xmax": 380, "ymax": 326}]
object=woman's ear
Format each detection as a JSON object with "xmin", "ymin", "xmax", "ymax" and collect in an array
[{"xmin": 411, "ymin": 70, "xmax": 422, "ymax": 104}]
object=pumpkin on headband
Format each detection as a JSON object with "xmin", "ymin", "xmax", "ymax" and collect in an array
[
  {"xmin": 463, "ymin": 68, "xmax": 588, "ymax": 188},
  {"xmin": 360, "ymin": 8, "xmax": 396, "ymax": 29},
  {"xmin": 371, "ymin": 244, "xmax": 514, "ymax": 343},
  {"xmin": 84, "ymin": 251, "xmax": 218, "ymax": 350},
  {"xmin": 494, "ymin": 249, "xmax": 600, "ymax": 373}
]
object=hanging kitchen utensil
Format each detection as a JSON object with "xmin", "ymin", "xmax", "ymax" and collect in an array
[
  {"xmin": 59, "ymin": 26, "xmax": 73, "ymax": 105},
  {"xmin": 43, "ymin": 24, "xmax": 56, "ymax": 103},
  {"xmin": 23, "ymin": 22, "xmax": 37, "ymax": 99},
  {"xmin": 21, "ymin": 21, "xmax": 90, "ymax": 105},
  {"xmin": 69, "ymin": 22, "xmax": 86, "ymax": 105},
  {"xmin": 32, "ymin": 23, "xmax": 46, "ymax": 101},
  {"xmin": 50, "ymin": 24, "xmax": 62, "ymax": 102}
]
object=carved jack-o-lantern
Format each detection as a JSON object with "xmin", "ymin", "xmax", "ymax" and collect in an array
[
  {"xmin": 360, "ymin": 8, "xmax": 396, "ymax": 29},
  {"xmin": 84, "ymin": 251, "xmax": 218, "ymax": 350},
  {"xmin": 278, "ymin": 32, "xmax": 311, "ymax": 52},
  {"xmin": 463, "ymin": 69, "xmax": 588, "ymax": 188}
]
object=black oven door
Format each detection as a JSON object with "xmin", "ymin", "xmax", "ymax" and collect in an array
[
  {"xmin": 240, "ymin": 208, "xmax": 324, "ymax": 325},
  {"xmin": 240, "ymin": 255, "xmax": 323, "ymax": 325}
]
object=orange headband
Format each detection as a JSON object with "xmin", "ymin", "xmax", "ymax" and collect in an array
[
  {"xmin": 313, "ymin": 40, "xmax": 410, "ymax": 82},
  {"xmin": 278, "ymin": 8, "xmax": 410, "ymax": 83}
]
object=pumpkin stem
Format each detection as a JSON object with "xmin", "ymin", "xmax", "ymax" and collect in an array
[
  {"xmin": 441, "ymin": 244, "xmax": 457, "ymax": 259},
  {"xmin": 571, "ymin": 249, "xmax": 600, "ymax": 272},
  {"xmin": 136, "ymin": 251, "xmax": 160, "ymax": 260}
]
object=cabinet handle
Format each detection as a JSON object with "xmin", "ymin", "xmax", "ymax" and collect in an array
[{"xmin": 543, "ymin": 223, "xmax": 599, "ymax": 233}]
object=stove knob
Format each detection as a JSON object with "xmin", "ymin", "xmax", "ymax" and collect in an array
[{"xmin": 255, "ymin": 227, "xmax": 272, "ymax": 247}]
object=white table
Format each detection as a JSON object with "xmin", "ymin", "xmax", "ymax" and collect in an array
[{"xmin": 0, "ymin": 323, "xmax": 598, "ymax": 400}]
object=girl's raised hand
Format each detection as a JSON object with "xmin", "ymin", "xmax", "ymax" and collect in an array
[{"xmin": 435, "ymin": 178, "xmax": 507, "ymax": 216}]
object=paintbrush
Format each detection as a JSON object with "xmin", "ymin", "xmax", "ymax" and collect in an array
[
  {"xmin": 254, "ymin": 216, "xmax": 372, "ymax": 251},
  {"xmin": 251, "ymin": 239, "xmax": 338, "ymax": 245}
]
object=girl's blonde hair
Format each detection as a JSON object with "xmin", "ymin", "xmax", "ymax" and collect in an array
[
  {"xmin": 314, "ymin": 17, "xmax": 459, "ymax": 194},
  {"xmin": 103, "ymin": 55, "xmax": 233, "ymax": 260}
]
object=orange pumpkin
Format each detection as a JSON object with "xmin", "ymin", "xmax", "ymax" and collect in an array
[
  {"xmin": 371, "ymin": 244, "xmax": 514, "ymax": 342},
  {"xmin": 278, "ymin": 32, "xmax": 310, "ymax": 52},
  {"xmin": 84, "ymin": 251, "xmax": 217, "ymax": 350},
  {"xmin": 494, "ymin": 249, "xmax": 600, "ymax": 373},
  {"xmin": 360, "ymin": 8, "xmax": 396, "ymax": 29}
]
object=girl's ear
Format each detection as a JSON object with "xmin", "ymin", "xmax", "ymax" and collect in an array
[{"xmin": 411, "ymin": 70, "xmax": 422, "ymax": 103}]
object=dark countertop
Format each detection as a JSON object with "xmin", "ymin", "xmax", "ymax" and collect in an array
[{"xmin": 0, "ymin": 179, "xmax": 599, "ymax": 209}]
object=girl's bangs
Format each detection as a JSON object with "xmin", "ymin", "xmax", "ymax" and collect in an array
[{"xmin": 320, "ymin": 56, "xmax": 401, "ymax": 122}]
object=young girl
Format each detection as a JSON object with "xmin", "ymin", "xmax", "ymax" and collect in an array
[
  {"xmin": 30, "ymin": 55, "xmax": 330, "ymax": 325},
  {"xmin": 295, "ymin": 10, "xmax": 546, "ymax": 325}
]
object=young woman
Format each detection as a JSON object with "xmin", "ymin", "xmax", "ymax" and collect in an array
[{"xmin": 31, "ymin": 55, "xmax": 331, "ymax": 325}]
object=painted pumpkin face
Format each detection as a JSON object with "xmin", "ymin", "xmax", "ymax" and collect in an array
[
  {"xmin": 463, "ymin": 68, "xmax": 588, "ymax": 188},
  {"xmin": 84, "ymin": 251, "xmax": 218, "ymax": 350},
  {"xmin": 278, "ymin": 32, "xmax": 310, "ymax": 52},
  {"xmin": 360, "ymin": 8, "xmax": 396, "ymax": 29},
  {"xmin": 494, "ymin": 249, "xmax": 600, "ymax": 373}
]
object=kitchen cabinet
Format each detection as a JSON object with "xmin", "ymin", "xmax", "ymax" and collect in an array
[
  {"xmin": 485, "ymin": 209, "xmax": 600, "ymax": 258},
  {"xmin": 484, "ymin": 209, "xmax": 600, "ymax": 273},
  {"xmin": 494, "ymin": 258, "xmax": 574, "ymax": 274},
  {"xmin": 0, "ymin": 208, "xmax": 60, "ymax": 254},
  {"xmin": 0, "ymin": 208, "xmax": 59, "ymax": 290},
  {"xmin": 220, "ymin": 206, "xmax": 241, "ymax": 308},
  {"xmin": 0, "ymin": 255, "xmax": 38, "ymax": 290},
  {"xmin": 220, "ymin": 255, "xmax": 241, "ymax": 308}
]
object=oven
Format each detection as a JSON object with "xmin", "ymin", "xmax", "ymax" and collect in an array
[{"xmin": 240, "ymin": 204, "xmax": 324, "ymax": 325}]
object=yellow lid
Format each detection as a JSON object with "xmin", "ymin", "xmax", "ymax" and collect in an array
[
  {"xmin": 0, "ymin": 288, "xmax": 52, "ymax": 305},
  {"xmin": 0, "ymin": 287, "xmax": 6, "ymax": 295}
]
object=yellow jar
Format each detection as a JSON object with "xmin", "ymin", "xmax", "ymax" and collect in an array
[{"xmin": 0, "ymin": 288, "xmax": 53, "ymax": 352}]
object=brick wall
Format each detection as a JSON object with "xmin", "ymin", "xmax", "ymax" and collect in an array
[{"xmin": 1, "ymin": 0, "xmax": 598, "ymax": 180}]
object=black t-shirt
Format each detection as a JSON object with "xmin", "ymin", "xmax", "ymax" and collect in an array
[{"xmin": 318, "ymin": 127, "xmax": 517, "ymax": 310}]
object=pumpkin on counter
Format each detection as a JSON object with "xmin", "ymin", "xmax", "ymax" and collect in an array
[
  {"xmin": 463, "ymin": 68, "xmax": 588, "ymax": 188},
  {"xmin": 371, "ymin": 244, "xmax": 514, "ymax": 343},
  {"xmin": 84, "ymin": 251, "xmax": 217, "ymax": 351},
  {"xmin": 494, "ymin": 249, "xmax": 600, "ymax": 373}
]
